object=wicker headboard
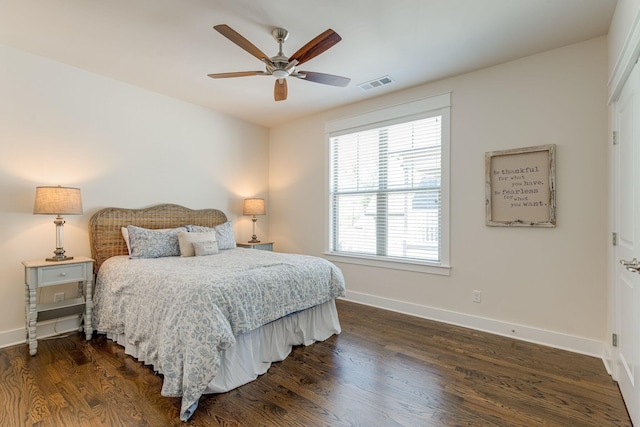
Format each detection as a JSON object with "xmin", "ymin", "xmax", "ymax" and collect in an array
[{"xmin": 88, "ymin": 204, "xmax": 228, "ymax": 273}]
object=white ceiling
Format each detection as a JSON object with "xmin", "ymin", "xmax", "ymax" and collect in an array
[{"xmin": 0, "ymin": 0, "xmax": 616, "ymax": 128}]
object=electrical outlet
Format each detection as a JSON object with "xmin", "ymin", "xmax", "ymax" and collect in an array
[
  {"xmin": 472, "ymin": 290, "xmax": 482, "ymax": 303},
  {"xmin": 54, "ymin": 292, "xmax": 65, "ymax": 302}
]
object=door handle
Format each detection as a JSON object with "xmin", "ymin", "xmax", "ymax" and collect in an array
[{"xmin": 620, "ymin": 258, "xmax": 640, "ymax": 273}]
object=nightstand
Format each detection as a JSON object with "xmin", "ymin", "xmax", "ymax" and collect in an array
[
  {"xmin": 237, "ymin": 242, "xmax": 274, "ymax": 251},
  {"xmin": 22, "ymin": 256, "xmax": 94, "ymax": 356}
]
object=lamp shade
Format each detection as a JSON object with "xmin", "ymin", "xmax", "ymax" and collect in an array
[
  {"xmin": 243, "ymin": 198, "xmax": 265, "ymax": 216},
  {"xmin": 33, "ymin": 186, "xmax": 83, "ymax": 215}
]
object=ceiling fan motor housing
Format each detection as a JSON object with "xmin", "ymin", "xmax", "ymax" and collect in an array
[{"xmin": 270, "ymin": 28, "xmax": 293, "ymax": 78}]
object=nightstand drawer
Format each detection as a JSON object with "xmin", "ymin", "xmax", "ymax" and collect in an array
[
  {"xmin": 252, "ymin": 243, "xmax": 273, "ymax": 251},
  {"xmin": 38, "ymin": 264, "xmax": 86, "ymax": 286}
]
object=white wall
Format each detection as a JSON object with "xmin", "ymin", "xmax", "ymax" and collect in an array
[
  {"xmin": 269, "ymin": 37, "xmax": 609, "ymax": 355},
  {"xmin": 0, "ymin": 44, "xmax": 269, "ymax": 346}
]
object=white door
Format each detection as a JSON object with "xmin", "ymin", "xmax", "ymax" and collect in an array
[{"xmin": 614, "ymin": 61, "xmax": 640, "ymax": 425}]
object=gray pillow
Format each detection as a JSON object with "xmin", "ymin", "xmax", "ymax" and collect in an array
[
  {"xmin": 127, "ymin": 225, "xmax": 185, "ymax": 258},
  {"xmin": 186, "ymin": 222, "xmax": 236, "ymax": 250}
]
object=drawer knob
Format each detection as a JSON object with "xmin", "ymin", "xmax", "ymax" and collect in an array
[{"xmin": 59, "ymin": 272, "xmax": 67, "ymax": 276}]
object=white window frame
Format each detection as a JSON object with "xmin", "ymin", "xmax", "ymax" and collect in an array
[{"xmin": 324, "ymin": 93, "xmax": 451, "ymax": 275}]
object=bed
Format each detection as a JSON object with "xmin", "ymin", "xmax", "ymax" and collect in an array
[{"xmin": 88, "ymin": 204, "xmax": 345, "ymax": 421}]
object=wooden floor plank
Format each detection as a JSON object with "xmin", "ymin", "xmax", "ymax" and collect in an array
[{"xmin": 0, "ymin": 299, "xmax": 631, "ymax": 426}]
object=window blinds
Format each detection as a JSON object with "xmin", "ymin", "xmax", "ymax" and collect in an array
[{"xmin": 329, "ymin": 115, "xmax": 442, "ymax": 263}]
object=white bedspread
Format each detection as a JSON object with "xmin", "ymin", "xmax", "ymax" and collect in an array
[{"xmin": 92, "ymin": 249, "xmax": 346, "ymax": 420}]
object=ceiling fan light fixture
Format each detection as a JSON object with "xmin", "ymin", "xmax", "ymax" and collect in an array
[{"xmin": 273, "ymin": 69, "xmax": 289, "ymax": 79}]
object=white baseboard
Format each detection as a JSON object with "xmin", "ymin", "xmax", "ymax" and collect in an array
[
  {"xmin": 343, "ymin": 291, "xmax": 605, "ymax": 360},
  {"xmin": 0, "ymin": 316, "xmax": 82, "ymax": 350}
]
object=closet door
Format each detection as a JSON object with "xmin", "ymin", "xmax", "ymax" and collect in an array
[{"xmin": 613, "ymin": 60, "xmax": 640, "ymax": 425}]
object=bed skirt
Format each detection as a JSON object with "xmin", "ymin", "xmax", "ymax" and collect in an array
[{"xmin": 106, "ymin": 299, "xmax": 341, "ymax": 394}]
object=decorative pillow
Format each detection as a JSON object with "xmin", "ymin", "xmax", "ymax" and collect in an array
[
  {"xmin": 121, "ymin": 227, "xmax": 131, "ymax": 254},
  {"xmin": 177, "ymin": 231, "xmax": 217, "ymax": 257},
  {"xmin": 122, "ymin": 226, "xmax": 185, "ymax": 255},
  {"xmin": 192, "ymin": 240, "xmax": 219, "ymax": 256},
  {"xmin": 127, "ymin": 225, "xmax": 186, "ymax": 259},
  {"xmin": 186, "ymin": 222, "xmax": 236, "ymax": 250}
]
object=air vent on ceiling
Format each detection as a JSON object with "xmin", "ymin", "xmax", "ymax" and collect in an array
[{"xmin": 357, "ymin": 75, "xmax": 394, "ymax": 91}]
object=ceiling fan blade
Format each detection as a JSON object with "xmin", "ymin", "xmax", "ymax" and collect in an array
[
  {"xmin": 289, "ymin": 29, "xmax": 342, "ymax": 66},
  {"xmin": 297, "ymin": 71, "xmax": 350, "ymax": 87},
  {"xmin": 274, "ymin": 79, "xmax": 288, "ymax": 101},
  {"xmin": 214, "ymin": 24, "xmax": 269, "ymax": 61},
  {"xmin": 207, "ymin": 71, "xmax": 266, "ymax": 78}
]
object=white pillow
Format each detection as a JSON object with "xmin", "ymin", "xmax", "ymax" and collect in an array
[
  {"xmin": 186, "ymin": 222, "xmax": 236, "ymax": 250},
  {"xmin": 193, "ymin": 240, "xmax": 219, "ymax": 256},
  {"xmin": 178, "ymin": 231, "xmax": 217, "ymax": 257},
  {"xmin": 121, "ymin": 227, "xmax": 131, "ymax": 254}
]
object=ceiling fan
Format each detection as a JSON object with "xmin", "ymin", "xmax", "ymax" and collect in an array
[{"xmin": 208, "ymin": 25, "xmax": 351, "ymax": 101}]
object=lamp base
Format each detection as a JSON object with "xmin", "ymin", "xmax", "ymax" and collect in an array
[
  {"xmin": 248, "ymin": 217, "xmax": 261, "ymax": 244},
  {"xmin": 46, "ymin": 247, "xmax": 72, "ymax": 262}
]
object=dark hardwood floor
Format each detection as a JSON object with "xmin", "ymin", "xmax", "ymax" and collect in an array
[{"xmin": 0, "ymin": 299, "xmax": 631, "ymax": 426}]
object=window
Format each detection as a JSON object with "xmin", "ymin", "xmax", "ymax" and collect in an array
[{"xmin": 326, "ymin": 94, "xmax": 450, "ymax": 273}]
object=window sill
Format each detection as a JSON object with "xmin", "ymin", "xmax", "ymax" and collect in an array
[{"xmin": 324, "ymin": 252, "xmax": 451, "ymax": 276}]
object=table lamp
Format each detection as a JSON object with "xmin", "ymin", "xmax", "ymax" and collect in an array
[
  {"xmin": 33, "ymin": 185, "xmax": 83, "ymax": 261},
  {"xmin": 243, "ymin": 198, "xmax": 266, "ymax": 243}
]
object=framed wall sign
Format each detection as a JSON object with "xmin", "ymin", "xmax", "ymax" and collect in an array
[{"xmin": 485, "ymin": 144, "xmax": 556, "ymax": 227}]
